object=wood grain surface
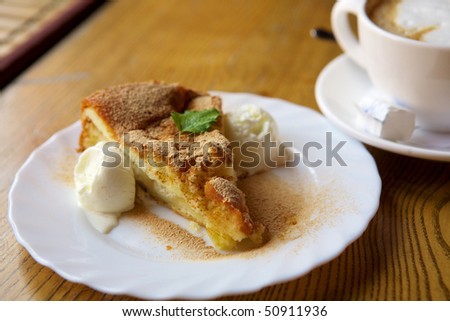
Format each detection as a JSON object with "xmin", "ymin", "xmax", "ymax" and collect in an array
[{"xmin": 0, "ymin": 0, "xmax": 449, "ymax": 300}]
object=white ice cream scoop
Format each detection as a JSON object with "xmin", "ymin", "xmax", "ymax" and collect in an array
[
  {"xmin": 74, "ymin": 141, "xmax": 136, "ymax": 233},
  {"xmin": 225, "ymin": 104, "xmax": 284, "ymax": 176}
]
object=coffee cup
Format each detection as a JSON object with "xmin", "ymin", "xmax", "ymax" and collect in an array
[{"xmin": 332, "ymin": 0, "xmax": 450, "ymax": 132}]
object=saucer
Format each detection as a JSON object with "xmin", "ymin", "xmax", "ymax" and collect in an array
[{"xmin": 315, "ymin": 54, "xmax": 450, "ymax": 162}]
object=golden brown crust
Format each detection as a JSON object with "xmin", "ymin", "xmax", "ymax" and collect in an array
[
  {"xmin": 80, "ymin": 81, "xmax": 231, "ymax": 174},
  {"xmin": 204, "ymin": 177, "xmax": 253, "ymax": 235},
  {"xmin": 81, "ymin": 81, "xmax": 198, "ymax": 137},
  {"xmin": 204, "ymin": 177, "xmax": 248, "ymax": 213}
]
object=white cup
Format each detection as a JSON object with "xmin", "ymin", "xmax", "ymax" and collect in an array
[{"xmin": 332, "ymin": 0, "xmax": 450, "ymax": 132}]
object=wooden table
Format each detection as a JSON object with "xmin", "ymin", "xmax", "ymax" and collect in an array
[{"xmin": 1, "ymin": 0, "xmax": 449, "ymax": 300}]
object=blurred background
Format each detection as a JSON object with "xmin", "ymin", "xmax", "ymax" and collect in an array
[
  {"xmin": 0, "ymin": 0, "xmax": 337, "ymax": 108},
  {"xmin": 3, "ymin": 0, "xmax": 447, "ymax": 302}
]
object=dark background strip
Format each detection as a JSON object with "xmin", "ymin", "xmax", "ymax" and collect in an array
[{"xmin": 0, "ymin": 0, "xmax": 106, "ymax": 89}]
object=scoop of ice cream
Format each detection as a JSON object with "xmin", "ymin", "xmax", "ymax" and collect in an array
[
  {"xmin": 74, "ymin": 141, "xmax": 135, "ymax": 232},
  {"xmin": 225, "ymin": 104, "xmax": 278, "ymax": 142},
  {"xmin": 225, "ymin": 104, "xmax": 283, "ymax": 176}
]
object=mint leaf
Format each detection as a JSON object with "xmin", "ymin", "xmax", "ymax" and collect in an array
[{"xmin": 171, "ymin": 109, "xmax": 220, "ymax": 133}]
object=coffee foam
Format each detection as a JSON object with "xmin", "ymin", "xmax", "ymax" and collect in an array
[
  {"xmin": 397, "ymin": 0, "xmax": 450, "ymax": 46},
  {"xmin": 368, "ymin": 0, "xmax": 450, "ymax": 46}
]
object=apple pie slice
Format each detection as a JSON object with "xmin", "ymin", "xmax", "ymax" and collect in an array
[{"xmin": 78, "ymin": 81, "xmax": 265, "ymax": 250}]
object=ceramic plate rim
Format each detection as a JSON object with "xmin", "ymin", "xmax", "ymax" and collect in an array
[{"xmin": 8, "ymin": 92, "xmax": 381, "ymax": 299}]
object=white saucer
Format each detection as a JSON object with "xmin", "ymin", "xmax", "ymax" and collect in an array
[{"xmin": 315, "ymin": 54, "xmax": 450, "ymax": 162}]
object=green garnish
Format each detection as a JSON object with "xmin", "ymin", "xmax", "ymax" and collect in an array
[{"xmin": 171, "ymin": 108, "xmax": 220, "ymax": 134}]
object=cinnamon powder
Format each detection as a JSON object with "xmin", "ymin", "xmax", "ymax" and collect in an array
[
  {"xmin": 56, "ymin": 155, "xmax": 350, "ymax": 261},
  {"xmin": 123, "ymin": 169, "xmax": 349, "ymax": 261},
  {"xmin": 124, "ymin": 196, "xmax": 223, "ymax": 260}
]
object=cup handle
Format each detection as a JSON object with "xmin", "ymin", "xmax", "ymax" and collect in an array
[{"xmin": 331, "ymin": 0, "xmax": 366, "ymax": 68}]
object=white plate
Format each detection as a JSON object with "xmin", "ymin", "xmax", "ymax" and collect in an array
[
  {"xmin": 9, "ymin": 92, "xmax": 381, "ymax": 300},
  {"xmin": 315, "ymin": 54, "xmax": 450, "ymax": 162}
]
